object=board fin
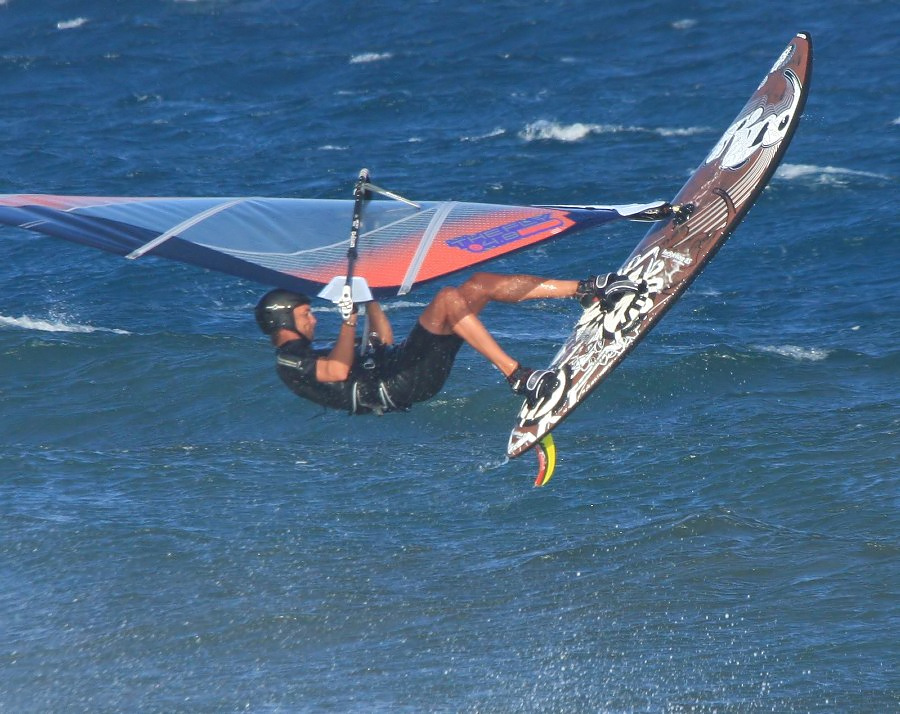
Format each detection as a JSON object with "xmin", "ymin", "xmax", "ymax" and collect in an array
[{"xmin": 534, "ymin": 434, "xmax": 556, "ymax": 487}]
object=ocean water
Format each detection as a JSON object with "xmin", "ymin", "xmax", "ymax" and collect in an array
[{"xmin": 1, "ymin": 1, "xmax": 898, "ymax": 712}]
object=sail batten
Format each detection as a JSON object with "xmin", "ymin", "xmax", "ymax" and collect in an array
[
  {"xmin": 126, "ymin": 198, "xmax": 248, "ymax": 260},
  {"xmin": 399, "ymin": 202, "xmax": 456, "ymax": 296}
]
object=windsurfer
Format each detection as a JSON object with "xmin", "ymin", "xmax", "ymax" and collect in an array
[{"xmin": 255, "ymin": 271, "xmax": 641, "ymax": 414}]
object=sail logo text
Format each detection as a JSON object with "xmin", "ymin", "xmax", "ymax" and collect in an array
[{"xmin": 446, "ymin": 213, "xmax": 563, "ymax": 253}]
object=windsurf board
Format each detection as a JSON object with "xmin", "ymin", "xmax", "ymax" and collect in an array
[{"xmin": 509, "ymin": 32, "xmax": 813, "ymax": 463}]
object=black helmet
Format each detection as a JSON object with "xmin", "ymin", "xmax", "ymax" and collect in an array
[{"xmin": 254, "ymin": 289, "xmax": 311, "ymax": 335}]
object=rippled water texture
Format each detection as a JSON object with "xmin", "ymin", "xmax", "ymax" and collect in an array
[{"xmin": 1, "ymin": 1, "xmax": 897, "ymax": 711}]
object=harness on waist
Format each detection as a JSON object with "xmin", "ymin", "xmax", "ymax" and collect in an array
[{"xmin": 349, "ymin": 341, "xmax": 408, "ymax": 415}]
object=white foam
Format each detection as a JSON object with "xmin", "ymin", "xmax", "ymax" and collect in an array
[
  {"xmin": 461, "ymin": 127, "xmax": 507, "ymax": 142},
  {"xmin": 672, "ymin": 19, "xmax": 698, "ymax": 30},
  {"xmin": 57, "ymin": 18, "xmax": 89, "ymax": 30},
  {"xmin": 776, "ymin": 163, "xmax": 890, "ymax": 185},
  {"xmin": 379, "ymin": 299, "xmax": 428, "ymax": 312},
  {"xmin": 0, "ymin": 314, "xmax": 129, "ymax": 335},
  {"xmin": 756, "ymin": 344, "xmax": 831, "ymax": 362},
  {"xmin": 520, "ymin": 120, "xmax": 607, "ymax": 142},
  {"xmin": 656, "ymin": 126, "xmax": 707, "ymax": 137},
  {"xmin": 519, "ymin": 119, "xmax": 706, "ymax": 143},
  {"xmin": 349, "ymin": 52, "xmax": 393, "ymax": 65}
]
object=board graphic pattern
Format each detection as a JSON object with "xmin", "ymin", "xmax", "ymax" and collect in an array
[{"xmin": 508, "ymin": 33, "xmax": 813, "ymax": 459}]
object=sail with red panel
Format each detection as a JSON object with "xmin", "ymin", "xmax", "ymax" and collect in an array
[{"xmin": 0, "ymin": 188, "xmax": 668, "ymax": 296}]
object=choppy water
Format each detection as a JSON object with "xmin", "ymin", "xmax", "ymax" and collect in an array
[{"xmin": 1, "ymin": 1, "xmax": 897, "ymax": 712}]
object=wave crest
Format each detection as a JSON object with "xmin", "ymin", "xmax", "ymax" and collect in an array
[
  {"xmin": 519, "ymin": 119, "xmax": 707, "ymax": 143},
  {"xmin": 0, "ymin": 314, "xmax": 129, "ymax": 335},
  {"xmin": 776, "ymin": 163, "xmax": 890, "ymax": 185},
  {"xmin": 349, "ymin": 52, "xmax": 393, "ymax": 65},
  {"xmin": 57, "ymin": 18, "xmax": 89, "ymax": 30},
  {"xmin": 754, "ymin": 344, "xmax": 831, "ymax": 362}
]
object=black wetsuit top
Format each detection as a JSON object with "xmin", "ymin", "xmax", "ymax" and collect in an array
[{"xmin": 274, "ymin": 322, "xmax": 463, "ymax": 414}]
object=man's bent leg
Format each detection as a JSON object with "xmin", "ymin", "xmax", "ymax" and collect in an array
[
  {"xmin": 418, "ymin": 273, "xmax": 578, "ymax": 377},
  {"xmin": 420, "ymin": 273, "xmax": 578, "ymax": 327},
  {"xmin": 419, "ymin": 282, "xmax": 518, "ymax": 376},
  {"xmin": 457, "ymin": 272, "xmax": 578, "ymax": 305}
]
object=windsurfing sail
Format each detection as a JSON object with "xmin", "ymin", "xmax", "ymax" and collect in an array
[{"xmin": 0, "ymin": 192, "xmax": 667, "ymax": 297}]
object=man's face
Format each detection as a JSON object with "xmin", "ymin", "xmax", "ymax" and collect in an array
[{"xmin": 292, "ymin": 304, "xmax": 316, "ymax": 340}]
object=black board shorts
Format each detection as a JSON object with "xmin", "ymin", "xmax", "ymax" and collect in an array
[{"xmin": 377, "ymin": 321, "xmax": 463, "ymax": 408}]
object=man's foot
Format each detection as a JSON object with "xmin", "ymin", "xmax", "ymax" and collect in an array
[
  {"xmin": 575, "ymin": 273, "xmax": 642, "ymax": 309},
  {"xmin": 507, "ymin": 365, "xmax": 559, "ymax": 407}
]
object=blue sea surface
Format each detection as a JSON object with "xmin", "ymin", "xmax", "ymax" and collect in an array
[{"xmin": 1, "ymin": 1, "xmax": 898, "ymax": 712}]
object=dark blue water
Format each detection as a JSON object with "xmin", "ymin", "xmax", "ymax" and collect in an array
[{"xmin": 1, "ymin": 1, "xmax": 897, "ymax": 712}]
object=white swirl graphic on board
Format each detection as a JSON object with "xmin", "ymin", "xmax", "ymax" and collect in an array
[{"xmin": 706, "ymin": 69, "xmax": 802, "ymax": 170}]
